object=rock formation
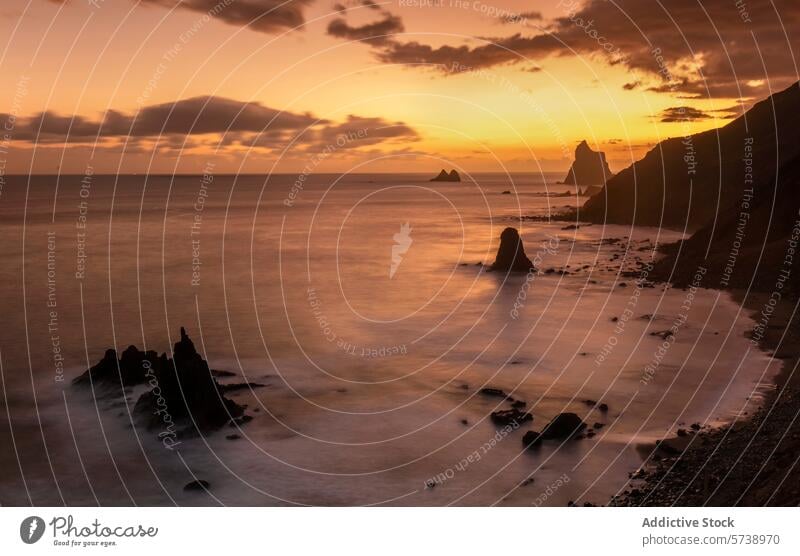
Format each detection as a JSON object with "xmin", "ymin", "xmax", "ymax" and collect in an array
[
  {"xmin": 490, "ymin": 227, "xmax": 535, "ymax": 273},
  {"xmin": 74, "ymin": 327, "xmax": 249, "ymax": 435},
  {"xmin": 430, "ymin": 169, "xmax": 461, "ymax": 182},
  {"xmin": 563, "ymin": 140, "xmax": 613, "ymax": 185},
  {"xmin": 73, "ymin": 345, "xmax": 158, "ymax": 387}
]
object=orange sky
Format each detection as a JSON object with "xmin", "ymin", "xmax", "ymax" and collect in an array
[{"xmin": 1, "ymin": 0, "xmax": 797, "ymax": 174}]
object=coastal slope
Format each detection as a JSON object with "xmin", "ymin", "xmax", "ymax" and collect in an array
[{"xmin": 579, "ymin": 81, "xmax": 800, "ymax": 228}]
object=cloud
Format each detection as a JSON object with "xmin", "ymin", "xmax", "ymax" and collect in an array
[
  {"xmin": 8, "ymin": 96, "xmax": 318, "ymax": 142},
  {"xmin": 658, "ymin": 101, "xmax": 742, "ymax": 121},
  {"xmin": 658, "ymin": 106, "xmax": 713, "ymax": 122},
  {"xmin": 376, "ymin": 33, "xmax": 558, "ymax": 71},
  {"xmin": 3, "ymin": 96, "xmax": 419, "ymax": 152},
  {"xmin": 327, "ymin": 10, "xmax": 405, "ymax": 45},
  {"xmin": 52, "ymin": 0, "xmax": 315, "ymax": 33},
  {"xmin": 330, "ymin": 0, "xmax": 800, "ymax": 97},
  {"xmin": 542, "ymin": 0, "xmax": 800, "ymax": 97},
  {"xmin": 498, "ymin": 11, "xmax": 543, "ymax": 25}
]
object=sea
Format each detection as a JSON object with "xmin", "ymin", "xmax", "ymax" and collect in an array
[{"xmin": 0, "ymin": 172, "xmax": 777, "ymax": 506}]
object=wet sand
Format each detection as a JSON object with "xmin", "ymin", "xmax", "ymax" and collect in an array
[{"xmin": 612, "ymin": 291, "xmax": 800, "ymax": 506}]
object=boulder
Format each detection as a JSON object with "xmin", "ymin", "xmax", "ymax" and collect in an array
[
  {"xmin": 541, "ymin": 413, "xmax": 587, "ymax": 439},
  {"xmin": 522, "ymin": 430, "xmax": 542, "ymax": 448}
]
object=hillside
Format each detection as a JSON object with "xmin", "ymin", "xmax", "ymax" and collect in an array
[{"xmin": 579, "ymin": 82, "xmax": 800, "ymax": 228}]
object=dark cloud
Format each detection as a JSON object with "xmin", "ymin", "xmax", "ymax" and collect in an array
[
  {"xmin": 51, "ymin": 0, "xmax": 314, "ymax": 33},
  {"xmin": 622, "ymin": 81, "xmax": 640, "ymax": 90},
  {"xmin": 375, "ymin": 33, "xmax": 558, "ymax": 71},
  {"xmin": 332, "ymin": 0, "xmax": 800, "ymax": 97},
  {"xmin": 3, "ymin": 96, "xmax": 419, "ymax": 152},
  {"xmin": 327, "ymin": 9, "xmax": 404, "ymax": 45},
  {"xmin": 234, "ymin": 115, "xmax": 419, "ymax": 150},
  {"xmin": 658, "ymin": 106, "xmax": 713, "ymax": 122},
  {"xmin": 498, "ymin": 11, "xmax": 542, "ymax": 25},
  {"xmin": 658, "ymin": 102, "xmax": 741, "ymax": 122},
  {"xmin": 544, "ymin": 0, "xmax": 800, "ymax": 97},
  {"xmin": 315, "ymin": 115, "xmax": 417, "ymax": 147},
  {"xmin": 10, "ymin": 96, "xmax": 318, "ymax": 141}
]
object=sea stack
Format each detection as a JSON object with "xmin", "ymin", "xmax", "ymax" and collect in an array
[
  {"xmin": 74, "ymin": 327, "xmax": 248, "ymax": 435},
  {"xmin": 430, "ymin": 169, "xmax": 461, "ymax": 182},
  {"xmin": 490, "ymin": 227, "xmax": 535, "ymax": 272},
  {"xmin": 563, "ymin": 140, "xmax": 613, "ymax": 185}
]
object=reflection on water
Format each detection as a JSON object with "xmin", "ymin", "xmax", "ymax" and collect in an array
[{"xmin": 0, "ymin": 173, "xmax": 775, "ymax": 505}]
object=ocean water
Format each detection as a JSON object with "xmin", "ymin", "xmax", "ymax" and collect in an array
[{"xmin": 0, "ymin": 172, "xmax": 776, "ymax": 506}]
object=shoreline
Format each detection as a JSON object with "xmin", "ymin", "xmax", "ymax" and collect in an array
[{"xmin": 612, "ymin": 289, "xmax": 800, "ymax": 506}]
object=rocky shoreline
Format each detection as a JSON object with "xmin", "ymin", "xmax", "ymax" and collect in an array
[{"xmin": 611, "ymin": 291, "xmax": 800, "ymax": 506}]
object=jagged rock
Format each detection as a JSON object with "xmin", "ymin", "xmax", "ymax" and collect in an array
[
  {"xmin": 541, "ymin": 413, "xmax": 587, "ymax": 439},
  {"xmin": 563, "ymin": 140, "xmax": 613, "ymax": 185},
  {"xmin": 430, "ymin": 169, "xmax": 461, "ymax": 182},
  {"xmin": 132, "ymin": 327, "xmax": 245, "ymax": 433},
  {"xmin": 73, "ymin": 346, "xmax": 159, "ymax": 387},
  {"xmin": 490, "ymin": 227, "xmax": 535, "ymax": 273},
  {"xmin": 76, "ymin": 327, "xmax": 248, "ymax": 436}
]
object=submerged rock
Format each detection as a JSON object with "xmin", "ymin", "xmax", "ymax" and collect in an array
[
  {"xmin": 490, "ymin": 408, "xmax": 532, "ymax": 426},
  {"xmin": 183, "ymin": 479, "xmax": 210, "ymax": 491},
  {"xmin": 479, "ymin": 387, "xmax": 508, "ymax": 398},
  {"xmin": 490, "ymin": 227, "xmax": 535, "ymax": 273}
]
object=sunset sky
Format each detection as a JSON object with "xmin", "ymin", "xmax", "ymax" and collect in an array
[{"xmin": 1, "ymin": 0, "xmax": 798, "ymax": 174}]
